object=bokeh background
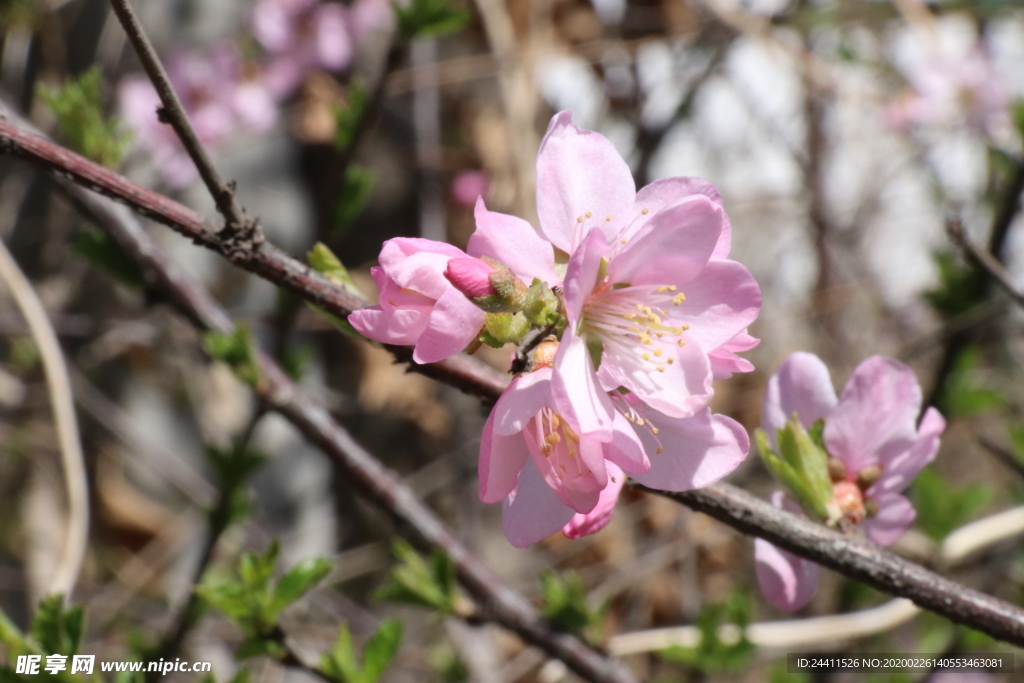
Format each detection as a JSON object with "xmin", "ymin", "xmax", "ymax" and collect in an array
[{"xmin": 1, "ymin": 0, "xmax": 1024, "ymax": 680}]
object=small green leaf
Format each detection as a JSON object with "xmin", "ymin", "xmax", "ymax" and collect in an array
[
  {"xmin": 235, "ymin": 637, "xmax": 285, "ymax": 660},
  {"xmin": 204, "ymin": 325, "xmax": 262, "ymax": 387},
  {"xmin": 334, "ymin": 165, "xmax": 376, "ymax": 232},
  {"xmin": 321, "ymin": 624, "xmax": 361, "ymax": 683},
  {"xmin": 659, "ymin": 590, "xmax": 754, "ymax": 674},
  {"xmin": 362, "ymin": 619, "xmax": 403, "ymax": 683},
  {"xmin": 910, "ymin": 468, "xmax": 992, "ymax": 541},
  {"xmin": 374, "ymin": 541, "xmax": 456, "ymax": 613},
  {"xmin": 30, "ymin": 595, "xmax": 84, "ymax": 656},
  {"xmin": 274, "ymin": 558, "xmax": 333, "ymax": 609},
  {"xmin": 394, "ymin": 0, "xmax": 469, "ymax": 39},
  {"xmin": 943, "ymin": 347, "xmax": 1006, "ymax": 418},
  {"xmin": 37, "ymin": 67, "xmax": 132, "ymax": 168},
  {"xmin": 308, "ymin": 243, "xmax": 361, "ymax": 293},
  {"xmin": 334, "ymin": 81, "xmax": 369, "ymax": 151},
  {"xmin": 73, "ymin": 228, "xmax": 145, "ymax": 287},
  {"xmin": 539, "ymin": 571, "xmax": 599, "ymax": 639}
]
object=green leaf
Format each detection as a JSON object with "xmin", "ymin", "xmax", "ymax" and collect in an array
[
  {"xmin": 321, "ymin": 624, "xmax": 362, "ymax": 683},
  {"xmin": 374, "ymin": 541, "xmax": 456, "ymax": 613},
  {"xmin": 924, "ymin": 251, "xmax": 986, "ymax": 319},
  {"xmin": 334, "ymin": 165, "xmax": 376, "ymax": 232},
  {"xmin": 334, "ymin": 81, "xmax": 369, "ymax": 151},
  {"xmin": 659, "ymin": 591, "xmax": 754, "ymax": 674},
  {"xmin": 204, "ymin": 325, "xmax": 262, "ymax": 387},
  {"xmin": 72, "ymin": 228, "xmax": 145, "ymax": 287},
  {"xmin": 539, "ymin": 571, "xmax": 598, "ymax": 638},
  {"xmin": 235, "ymin": 637, "xmax": 285, "ymax": 660},
  {"xmin": 943, "ymin": 347, "xmax": 1006, "ymax": 418},
  {"xmin": 308, "ymin": 243, "xmax": 361, "ymax": 293},
  {"xmin": 29, "ymin": 595, "xmax": 84, "ymax": 656},
  {"xmin": 362, "ymin": 619, "xmax": 403, "ymax": 683},
  {"xmin": 281, "ymin": 343, "xmax": 315, "ymax": 382},
  {"xmin": 205, "ymin": 442, "xmax": 266, "ymax": 493},
  {"xmin": 394, "ymin": 0, "xmax": 469, "ymax": 39},
  {"xmin": 37, "ymin": 67, "xmax": 132, "ymax": 168},
  {"xmin": 910, "ymin": 468, "xmax": 992, "ymax": 541},
  {"xmin": 274, "ymin": 557, "xmax": 333, "ymax": 609}
]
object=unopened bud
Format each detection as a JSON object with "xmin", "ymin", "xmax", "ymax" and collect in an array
[
  {"xmin": 445, "ymin": 257, "xmax": 498, "ymax": 299},
  {"xmin": 855, "ymin": 464, "xmax": 882, "ymax": 491},
  {"xmin": 827, "ymin": 457, "xmax": 847, "ymax": 482}
]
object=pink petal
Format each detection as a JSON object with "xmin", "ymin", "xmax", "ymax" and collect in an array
[
  {"xmin": 412, "ymin": 288, "xmax": 486, "ymax": 364},
  {"xmin": 562, "ymin": 463, "xmax": 626, "ymax": 539},
  {"xmin": 252, "ymin": 0, "xmax": 294, "ymax": 52},
  {"xmin": 631, "ymin": 177, "xmax": 733, "ymax": 259},
  {"xmin": 314, "ymin": 4, "xmax": 353, "ymax": 70},
  {"xmin": 607, "ymin": 195, "xmax": 723, "ymax": 288},
  {"xmin": 629, "ymin": 409, "xmax": 748, "ymax": 490},
  {"xmin": 671, "ymin": 260, "xmax": 762, "ymax": 355},
  {"xmin": 348, "ymin": 306, "xmax": 429, "ymax": 346},
  {"xmin": 862, "ymin": 493, "xmax": 916, "ymax": 547},
  {"xmin": 502, "ymin": 459, "xmax": 577, "ymax": 548},
  {"xmin": 468, "ymin": 198, "xmax": 559, "ymax": 285},
  {"xmin": 380, "ymin": 238, "xmax": 467, "ymax": 300},
  {"xmin": 551, "ymin": 328, "xmax": 616, "ymax": 439},
  {"xmin": 535, "ymin": 111, "xmax": 636, "ymax": 253},
  {"xmin": 479, "ymin": 407, "xmax": 530, "ymax": 503},
  {"xmin": 233, "ymin": 81, "xmax": 279, "ymax": 133},
  {"xmin": 755, "ymin": 491, "xmax": 819, "ymax": 611},
  {"xmin": 493, "ymin": 369, "xmax": 553, "ymax": 436},
  {"xmin": 598, "ymin": 335, "xmax": 713, "ymax": 420},
  {"xmin": 761, "ymin": 352, "xmax": 838, "ymax": 441},
  {"xmin": 755, "ymin": 536, "xmax": 819, "ymax": 612},
  {"xmin": 709, "ymin": 330, "xmax": 759, "ymax": 380},
  {"xmin": 604, "ymin": 411, "xmax": 649, "ymax": 474},
  {"xmin": 524, "ymin": 423, "xmax": 604, "ymax": 511},
  {"xmin": 562, "ymin": 228, "xmax": 611, "ymax": 324},
  {"xmin": 872, "ymin": 407, "xmax": 945, "ymax": 496},
  {"xmin": 377, "ymin": 272, "xmax": 435, "ymax": 314},
  {"xmin": 824, "ymin": 356, "xmax": 922, "ymax": 475}
]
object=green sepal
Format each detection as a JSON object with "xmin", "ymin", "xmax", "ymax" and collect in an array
[{"xmin": 483, "ymin": 312, "xmax": 530, "ymax": 346}]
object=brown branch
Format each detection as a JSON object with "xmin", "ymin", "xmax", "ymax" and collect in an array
[
  {"xmin": 947, "ymin": 220, "xmax": 1024, "ymax": 311},
  {"xmin": 106, "ymin": 0, "xmax": 260, "ymax": 254},
  {"xmin": 644, "ymin": 484, "xmax": 1024, "ymax": 646},
  {"xmin": 9, "ymin": 100, "xmax": 1024, "ymax": 650},
  {"xmin": 0, "ymin": 113, "xmax": 508, "ymax": 401}
]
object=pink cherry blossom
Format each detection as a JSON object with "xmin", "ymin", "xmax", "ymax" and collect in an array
[
  {"xmin": 118, "ymin": 46, "xmax": 277, "ymax": 188},
  {"xmin": 755, "ymin": 352, "xmax": 945, "ymax": 611},
  {"xmin": 482, "ymin": 363, "xmax": 749, "ymax": 547},
  {"xmin": 887, "ymin": 43, "xmax": 1011, "ymax": 139},
  {"xmin": 253, "ymin": 0, "xmax": 354, "ymax": 98},
  {"xmin": 451, "ymin": 170, "xmax": 491, "ymax": 207},
  {"xmin": 754, "ymin": 491, "xmax": 820, "ymax": 612},
  {"xmin": 348, "ymin": 238, "xmax": 487, "ymax": 364}
]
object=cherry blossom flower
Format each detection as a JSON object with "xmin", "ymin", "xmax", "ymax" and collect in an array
[
  {"xmin": 887, "ymin": 42, "xmax": 1011, "ymax": 140},
  {"xmin": 118, "ymin": 47, "xmax": 277, "ymax": 188},
  {"xmin": 348, "ymin": 238, "xmax": 486, "ymax": 364},
  {"xmin": 450, "ymin": 170, "xmax": 490, "ymax": 207},
  {"xmin": 755, "ymin": 352, "xmax": 945, "ymax": 611},
  {"xmin": 482, "ymin": 362, "xmax": 748, "ymax": 547}
]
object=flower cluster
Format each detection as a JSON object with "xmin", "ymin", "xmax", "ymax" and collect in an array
[
  {"xmin": 352, "ymin": 111, "xmax": 762, "ymax": 546},
  {"xmin": 754, "ymin": 352, "xmax": 945, "ymax": 611},
  {"xmin": 118, "ymin": 0, "xmax": 392, "ymax": 188}
]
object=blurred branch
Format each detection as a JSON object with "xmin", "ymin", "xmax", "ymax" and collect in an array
[
  {"xmin": 106, "ymin": 0, "xmax": 261, "ymax": 253},
  {"xmin": 0, "ymin": 113, "xmax": 509, "ymax": 400},
  {"xmin": 642, "ymin": 484, "xmax": 1024, "ymax": 647},
  {"xmin": 0, "ymin": 205, "xmax": 88, "ymax": 602},
  {"xmin": 947, "ymin": 220, "xmax": 1024, "ymax": 311},
  {"xmin": 26, "ymin": 131, "xmax": 634, "ymax": 683},
  {"xmin": 612, "ymin": 502, "xmax": 1024, "ymax": 654}
]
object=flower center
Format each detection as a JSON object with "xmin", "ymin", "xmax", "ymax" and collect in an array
[
  {"xmin": 582, "ymin": 283, "xmax": 689, "ymax": 373},
  {"xmin": 530, "ymin": 408, "xmax": 590, "ymax": 482}
]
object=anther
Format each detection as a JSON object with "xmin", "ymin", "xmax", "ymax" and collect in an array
[
  {"xmin": 585, "ymin": 211, "xmax": 592, "ymax": 218},
  {"xmin": 641, "ymin": 208, "xmax": 649, "ymax": 215}
]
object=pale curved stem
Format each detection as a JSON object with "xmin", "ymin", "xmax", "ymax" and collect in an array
[
  {"xmin": 609, "ymin": 504, "xmax": 1024, "ymax": 655},
  {"xmin": 0, "ymin": 238, "xmax": 88, "ymax": 602}
]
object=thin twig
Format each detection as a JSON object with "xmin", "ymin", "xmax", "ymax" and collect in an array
[
  {"xmin": 106, "ymin": 0, "xmax": 261, "ymax": 255},
  {"xmin": 611, "ymin": 503, "xmax": 1024, "ymax": 654},
  {"xmin": 642, "ymin": 484, "xmax": 1024, "ymax": 646},
  {"xmin": 0, "ymin": 113, "xmax": 509, "ymax": 400},
  {"xmin": 0, "ymin": 232, "xmax": 88, "ymax": 602},
  {"xmin": 946, "ymin": 220, "xmax": 1024, "ymax": 311}
]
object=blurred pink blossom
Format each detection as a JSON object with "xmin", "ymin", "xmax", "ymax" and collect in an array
[
  {"xmin": 450, "ymin": 170, "xmax": 490, "ymax": 207},
  {"xmin": 756, "ymin": 352, "xmax": 945, "ymax": 611},
  {"xmin": 887, "ymin": 43, "xmax": 1011, "ymax": 139},
  {"xmin": 118, "ymin": 46, "xmax": 277, "ymax": 188},
  {"xmin": 348, "ymin": 238, "xmax": 487, "ymax": 364}
]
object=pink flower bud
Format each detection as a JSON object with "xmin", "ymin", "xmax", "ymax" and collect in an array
[{"xmin": 445, "ymin": 257, "xmax": 498, "ymax": 299}]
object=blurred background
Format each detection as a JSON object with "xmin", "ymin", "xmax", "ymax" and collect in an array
[{"xmin": 1, "ymin": 0, "xmax": 1024, "ymax": 680}]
